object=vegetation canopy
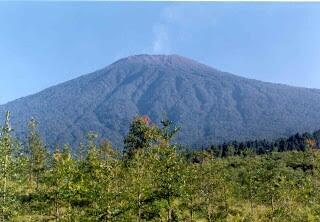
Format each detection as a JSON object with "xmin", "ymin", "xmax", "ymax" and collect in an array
[{"xmin": 0, "ymin": 112, "xmax": 320, "ymax": 221}]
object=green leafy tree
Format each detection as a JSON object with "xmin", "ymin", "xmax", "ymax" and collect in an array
[
  {"xmin": 43, "ymin": 145, "xmax": 77, "ymax": 221},
  {"xmin": 124, "ymin": 116, "xmax": 160, "ymax": 158},
  {"xmin": 0, "ymin": 111, "xmax": 19, "ymax": 221},
  {"xmin": 27, "ymin": 117, "xmax": 47, "ymax": 191},
  {"xmin": 125, "ymin": 148, "xmax": 154, "ymax": 221},
  {"xmin": 151, "ymin": 144, "xmax": 186, "ymax": 222}
]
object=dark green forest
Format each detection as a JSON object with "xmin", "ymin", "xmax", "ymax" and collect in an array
[{"xmin": 1, "ymin": 111, "xmax": 320, "ymax": 221}]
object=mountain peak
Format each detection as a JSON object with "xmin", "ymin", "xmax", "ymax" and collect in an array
[
  {"xmin": 1, "ymin": 55, "xmax": 320, "ymax": 148},
  {"xmin": 120, "ymin": 54, "xmax": 191, "ymax": 61},
  {"xmin": 112, "ymin": 54, "xmax": 205, "ymax": 68}
]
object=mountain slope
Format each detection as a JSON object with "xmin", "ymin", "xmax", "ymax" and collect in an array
[{"xmin": 1, "ymin": 54, "xmax": 320, "ymax": 148}]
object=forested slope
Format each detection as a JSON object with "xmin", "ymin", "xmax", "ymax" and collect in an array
[{"xmin": 1, "ymin": 55, "xmax": 320, "ymax": 148}]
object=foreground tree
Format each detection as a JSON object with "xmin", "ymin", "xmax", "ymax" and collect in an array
[
  {"xmin": 123, "ymin": 116, "xmax": 160, "ymax": 159},
  {"xmin": 27, "ymin": 118, "xmax": 47, "ymax": 191},
  {"xmin": 0, "ymin": 112, "xmax": 23, "ymax": 221},
  {"xmin": 0, "ymin": 112, "xmax": 14, "ymax": 220}
]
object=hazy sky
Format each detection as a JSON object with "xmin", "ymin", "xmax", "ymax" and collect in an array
[{"xmin": 1, "ymin": 2, "xmax": 320, "ymax": 104}]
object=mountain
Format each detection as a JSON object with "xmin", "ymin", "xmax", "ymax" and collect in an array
[{"xmin": 1, "ymin": 54, "xmax": 320, "ymax": 148}]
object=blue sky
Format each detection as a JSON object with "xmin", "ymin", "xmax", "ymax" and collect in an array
[{"xmin": 1, "ymin": 2, "xmax": 320, "ymax": 104}]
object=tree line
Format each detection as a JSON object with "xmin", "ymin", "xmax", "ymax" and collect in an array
[
  {"xmin": 204, "ymin": 130, "xmax": 320, "ymax": 158},
  {"xmin": 1, "ymin": 111, "xmax": 320, "ymax": 221}
]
